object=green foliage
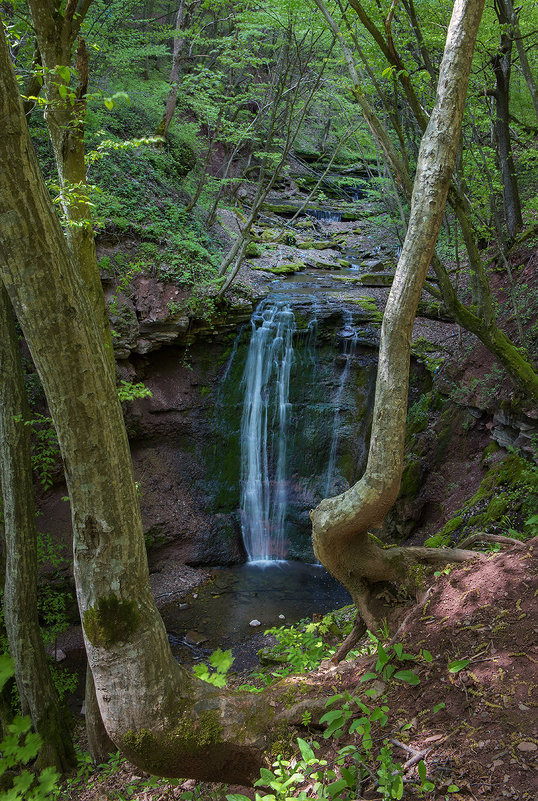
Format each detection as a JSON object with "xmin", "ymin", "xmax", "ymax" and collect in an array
[
  {"xmin": 192, "ymin": 649, "xmax": 234, "ymax": 688},
  {"xmin": 243, "ymin": 608, "xmax": 356, "ymax": 689},
  {"xmin": 13, "ymin": 414, "xmax": 59, "ymax": 489},
  {"xmin": 117, "ymin": 380, "xmax": 152, "ymax": 403},
  {"xmin": 0, "ymin": 656, "xmax": 59, "ymax": 801}
]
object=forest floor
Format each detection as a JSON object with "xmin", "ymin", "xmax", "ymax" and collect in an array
[{"xmin": 58, "ymin": 539, "xmax": 538, "ymax": 801}]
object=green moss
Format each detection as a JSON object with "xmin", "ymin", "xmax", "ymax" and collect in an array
[
  {"xmin": 122, "ymin": 709, "xmax": 223, "ymax": 771},
  {"xmin": 399, "ymin": 457, "xmax": 423, "ymax": 498},
  {"xmin": 83, "ymin": 595, "xmax": 141, "ymax": 648},
  {"xmin": 481, "ymin": 441, "xmax": 501, "ymax": 464},
  {"xmin": 245, "ymin": 242, "xmax": 263, "ymax": 258},
  {"xmin": 311, "ymin": 241, "xmax": 333, "ymax": 250},
  {"xmin": 425, "ymin": 516, "xmax": 464, "ymax": 547},
  {"xmin": 358, "ymin": 272, "xmax": 394, "ymax": 287}
]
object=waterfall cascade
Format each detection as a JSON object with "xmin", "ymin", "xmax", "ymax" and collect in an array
[
  {"xmin": 240, "ymin": 301, "xmax": 297, "ymax": 561},
  {"xmin": 237, "ymin": 299, "xmax": 371, "ymax": 562}
]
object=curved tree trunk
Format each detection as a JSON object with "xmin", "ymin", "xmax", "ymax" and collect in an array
[
  {"xmin": 0, "ymin": 284, "xmax": 76, "ymax": 771},
  {"xmin": 0, "ymin": 22, "xmax": 271, "ymax": 783},
  {"xmin": 311, "ymin": 0, "xmax": 487, "ymax": 623},
  {"xmin": 0, "ymin": 0, "xmax": 487, "ymax": 781}
]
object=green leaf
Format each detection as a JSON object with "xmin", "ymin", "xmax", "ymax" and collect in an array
[
  {"xmin": 418, "ymin": 760, "xmax": 427, "ymax": 782},
  {"xmin": 297, "ymin": 737, "xmax": 315, "ymax": 762},
  {"xmin": 447, "ymin": 785, "xmax": 460, "ymax": 792},
  {"xmin": 325, "ymin": 693, "xmax": 344, "ymax": 706},
  {"xmin": 56, "ymin": 65, "xmax": 71, "ymax": 83},
  {"xmin": 104, "ymin": 98, "xmax": 115, "ymax": 110},
  {"xmin": 375, "ymin": 644, "xmax": 390, "ymax": 671},
  {"xmin": 392, "ymin": 774, "xmax": 404, "ymax": 799},
  {"xmin": 58, "ymin": 83, "xmax": 68, "ymax": 99},
  {"xmin": 8, "ymin": 716, "xmax": 32, "ymax": 737},
  {"xmin": 319, "ymin": 710, "xmax": 344, "ymax": 725},
  {"xmin": 394, "ymin": 670, "xmax": 421, "ymax": 685},
  {"xmin": 209, "ymin": 648, "xmax": 234, "ymax": 674},
  {"xmin": 422, "ymin": 649, "xmax": 433, "ymax": 662},
  {"xmin": 226, "ymin": 795, "xmax": 252, "ymax": 801},
  {"xmin": 448, "ymin": 659, "xmax": 469, "ymax": 673},
  {"xmin": 360, "ymin": 671, "xmax": 377, "ymax": 682},
  {"xmin": 257, "ymin": 768, "xmax": 276, "ymax": 785},
  {"xmin": 19, "ymin": 731, "xmax": 43, "ymax": 763},
  {"xmin": 326, "ymin": 778, "xmax": 348, "ymax": 797},
  {"xmin": 433, "ymin": 702, "xmax": 446, "ymax": 714},
  {"xmin": 0, "ymin": 654, "xmax": 14, "ymax": 692}
]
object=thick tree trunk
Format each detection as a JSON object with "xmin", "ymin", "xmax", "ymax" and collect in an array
[
  {"xmin": 311, "ymin": 0, "xmax": 487, "ymax": 621},
  {"xmin": 0, "ymin": 284, "xmax": 75, "ymax": 771},
  {"xmin": 0, "ymin": 23, "xmax": 271, "ymax": 783}
]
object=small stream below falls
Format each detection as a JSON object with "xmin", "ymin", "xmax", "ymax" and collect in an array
[{"xmin": 161, "ymin": 561, "xmax": 351, "ymax": 671}]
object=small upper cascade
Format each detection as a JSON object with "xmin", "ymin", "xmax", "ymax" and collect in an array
[
  {"xmin": 307, "ymin": 209, "xmax": 342, "ymax": 222},
  {"xmin": 239, "ymin": 300, "xmax": 297, "ymax": 561}
]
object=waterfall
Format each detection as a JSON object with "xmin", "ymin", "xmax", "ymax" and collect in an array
[
  {"xmin": 325, "ymin": 312, "xmax": 358, "ymax": 496},
  {"xmin": 307, "ymin": 209, "xmax": 342, "ymax": 222},
  {"xmin": 240, "ymin": 301, "xmax": 296, "ymax": 561}
]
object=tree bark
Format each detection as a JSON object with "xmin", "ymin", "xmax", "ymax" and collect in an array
[
  {"xmin": 0, "ymin": 22, "xmax": 271, "ymax": 783},
  {"xmin": 311, "ymin": 0, "xmax": 487, "ymax": 621},
  {"xmin": 0, "ymin": 283, "xmax": 75, "ymax": 771},
  {"xmin": 491, "ymin": 1, "xmax": 523, "ymax": 239},
  {"xmin": 155, "ymin": 0, "xmax": 193, "ymax": 139},
  {"xmin": 501, "ymin": 0, "xmax": 538, "ymax": 122},
  {"xmin": 26, "ymin": 0, "xmax": 114, "ymax": 368}
]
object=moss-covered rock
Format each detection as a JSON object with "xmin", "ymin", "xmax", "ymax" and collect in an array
[
  {"xmin": 427, "ymin": 453, "xmax": 538, "ymax": 546},
  {"xmin": 245, "ymin": 242, "xmax": 263, "ymax": 258}
]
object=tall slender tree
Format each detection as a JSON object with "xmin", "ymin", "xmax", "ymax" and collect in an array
[{"xmin": 0, "ymin": 285, "xmax": 75, "ymax": 771}]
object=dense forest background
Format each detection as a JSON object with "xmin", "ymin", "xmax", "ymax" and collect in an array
[{"xmin": 1, "ymin": 0, "xmax": 538, "ymax": 799}]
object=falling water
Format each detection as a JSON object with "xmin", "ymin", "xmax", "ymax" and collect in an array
[
  {"xmin": 307, "ymin": 209, "xmax": 342, "ymax": 222},
  {"xmin": 240, "ymin": 301, "xmax": 296, "ymax": 561},
  {"xmin": 325, "ymin": 312, "xmax": 358, "ymax": 496}
]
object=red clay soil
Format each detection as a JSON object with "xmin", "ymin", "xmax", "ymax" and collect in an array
[
  {"xmin": 314, "ymin": 538, "xmax": 538, "ymax": 800},
  {"xmin": 58, "ymin": 540, "xmax": 537, "ymax": 801}
]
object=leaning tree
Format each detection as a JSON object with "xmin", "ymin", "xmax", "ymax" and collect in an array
[{"xmin": 1, "ymin": 0, "xmax": 485, "ymax": 782}]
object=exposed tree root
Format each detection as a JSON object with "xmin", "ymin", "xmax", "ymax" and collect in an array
[
  {"xmin": 330, "ymin": 614, "xmax": 367, "ymax": 664},
  {"xmin": 458, "ymin": 532, "xmax": 525, "ymax": 550}
]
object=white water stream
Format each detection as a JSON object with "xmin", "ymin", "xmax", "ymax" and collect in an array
[{"xmin": 239, "ymin": 301, "xmax": 297, "ymax": 561}]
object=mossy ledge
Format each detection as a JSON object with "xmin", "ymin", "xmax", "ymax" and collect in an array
[{"xmin": 83, "ymin": 595, "xmax": 141, "ymax": 648}]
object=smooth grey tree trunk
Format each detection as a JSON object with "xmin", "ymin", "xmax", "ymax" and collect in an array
[{"xmin": 311, "ymin": 0, "xmax": 487, "ymax": 623}]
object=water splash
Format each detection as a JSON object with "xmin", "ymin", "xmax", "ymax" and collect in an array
[{"xmin": 240, "ymin": 301, "xmax": 296, "ymax": 561}]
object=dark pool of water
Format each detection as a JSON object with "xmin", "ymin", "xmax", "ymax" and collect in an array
[{"xmin": 160, "ymin": 561, "xmax": 351, "ymax": 671}]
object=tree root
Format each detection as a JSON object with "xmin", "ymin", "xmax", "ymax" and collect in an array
[
  {"xmin": 458, "ymin": 532, "xmax": 525, "ymax": 550},
  {"xmin": 330, "ymin": 614, "xmax": 367, "ymax": 664}
]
